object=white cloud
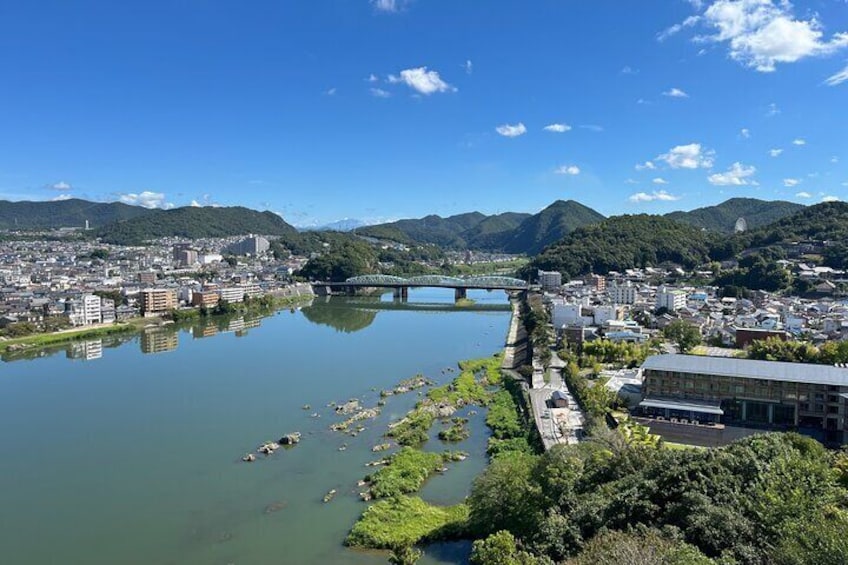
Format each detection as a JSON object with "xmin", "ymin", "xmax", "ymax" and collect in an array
[
  {"xmin": 663, "ymin": 87, "xmax": 689, "ymax": 98},
  {"xmin": 793, "ymin": 138, "xmax": 806, "ymax": 146},
  {"xmin": 769, "ymin": 148, "xmax": 783, "ymax": 157},
  {"xmin": 832, "ymin": 156, "xmax": 840, "ymax": 164},
  {"xmin": 325, "ymin": 87, "xmax": 337, "ymax": 96},
  {"xmin": 795, "ymin": 191, "xmax": 812, "ymax": 198},
  {"xmin": 696, "ymin": 0, "xmax": 848, "ymax": 72},
  {"xmin": 464, "ymin": 60, "xmax": 473, "ymax": 74},
  {"xmin": 48, "ymin": 181, "xmax": 72, "ymax": 191},
  {"xmin": 370, "ymin": 87, "xmax": 391, "ymax": 98},
  {"xmin": 579, "ymin": 124, "xmax": 604, "ymax": 132},
  {"xmin": 620, "ymin": 66, "xmax": 639, "ymax": 74},
  {"xmin": 783, "ymin": 178, "xmax": 801, "ymax": 187},
  {"xmin": 495, "ymin": 122, "xmax": 527, "ymax": 138},
  {"xmin": 656, "ymin": 143, "xmax": 715, "ymax": 169},
  {"xmin": 652, "ymin": 177, "xmax": 669, "ymax": 185},
  {"xmin": 707, "ymin": 162, "xmax": 757, "ymax": 186},
  {"xmin": 119, "ymin": 191, "xmax": 173, "ymax": 209},
  {"xmin": 825, "ymin": 63, "xmax": 848, "ymax": 86},
  {"xmin": 190, "ymin": 200, "xmax": 201, "ymax": 207},
  {"xmin": 555, "ymin": 165, "xmax": 580, "ymax": 175},
  {"xmin": 740, "ymin": 128, "xmax": 751, "ymax": 138},
  {"xmin": 628, "ymin": 190, "xmax": 681, "ymax": 202},
  {"xmin": 635, "ymin": 161, "xmax": 656, "ymax": 171},
  {"xmin": 51, "ymin": 194, "xmax": 73, "ymax": 201},
  {"xmin": 823, "ymin": 195, "xmax": 841, "ymax": 202},
  {"xmin": 371, "ymin": 0, "xmax": 406, "ymax": 13},
  {"xmin": 625, "ymin": 178, "xmax": 640, "ymax": 185},
  {"xmin": 388, "ymin": 67, "xmax": 456, "ymax": 95},
  {"xmin": 543, "ymin": 123, "xmax": 572, "ymax": 133},
  {"xmin": 366, "ymin": 73, "xmax": 379, "ymax": 83},
  {"xmin": 766, "ymin": 102, "xmax": 780, "ymax": 116},
  {"xmin": 658, "ymin": 15, "xmax": 701, "ymax": 42}
]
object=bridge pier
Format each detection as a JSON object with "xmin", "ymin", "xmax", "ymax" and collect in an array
[
  {"xmin": 346, "ymin": 285, "xmax": 356, "ymax": 296},
  {"xmin": 454, "ymin": 288, "xmax": 467, "ymax": 302},
  {"xmin": 393, "ymin": 286, "xmax": 409, "ymax": 301}
]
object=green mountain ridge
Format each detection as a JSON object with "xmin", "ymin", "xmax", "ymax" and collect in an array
[
  {"xmin": 0, "ymin": 198, "xmax": 151, "ymax": 230},
  {"xmin": 665, "ymin": 197, "xmax": 804, "ymax": 232},
  {"xmin": 96, "ymin": 206, "xmax": 298, "ymax": 245}
]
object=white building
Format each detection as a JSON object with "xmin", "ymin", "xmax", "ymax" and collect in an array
[
  {"xmin": 656, "ymin": 288, "xmax": 687, "ymax": 312},
  {"xmin": 66, "ymin": 294, "xmax": 103, "ymax": 326},
  {"xmin": 219, "ymin": 287, "xmax": 247, "ymax": 303},
  {"xmin": 226, "ymin": 235, "xmax": 270, "ymax": 256},
  {"xmin": 609, "ymin": 282, "xmax": 637, "ymax": 305},
  {"xmin": 593, "ymin": 305, "xmax": 621, "ymax": 326},
  {"xmin": 537, "ymin": 270, "xmax": 562, "ymax": 291}
]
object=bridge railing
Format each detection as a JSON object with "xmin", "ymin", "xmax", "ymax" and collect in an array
[{"xmin": 340, "ymin": 274, "xmax": 528, "ymax": 289}]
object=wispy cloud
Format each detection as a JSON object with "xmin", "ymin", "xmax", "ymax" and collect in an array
[
  {"xmin": 620, "ymin": 66, "xmax": 639, "ymax": 74},
  {"xmin": 579, "ymin": 124, "xmax": 604, "ymax": 132},
  {"xmin": 370, "ymin": 87, "xmax": 391, "ymax": 98},
  {"xmin": 707, "ymin": 162, "xmax": 757, "ymax": 186},
  {"xmin": 387, "ymin": 67, "xmax": 456, "ymax": 95},
  {"xmin": 769, "ymin": 148, "xmax": 783, "ymax": 157},
  {"xmin": 370, "ymin": 0, "xmax": 408, "ymax": 13},
  {"xmin": 366, "ymin": 73, "xmax": 379, "ymax": 83},
  {"xmin": 795, "ymin": 191, "xmax": 812, "ymax": 199},
  {"xmin": 825, "ymin": 63, "xmax": 848, "ymax": 86},
  {"xmin": 635, "ymin": 161, "xmax": 656, "ymax": 171},
  {"xmin": 51, "ymin": 193, "xmax": 73, "ymax": 201},
  {"xmin": 823, "ymin": 195, "xmax": 841, "ymax": 202},
  {"xmin": 653, "ymin": 177, "xmax": 669, "ymax": 185},
  {"xmin": 740, "ymin": 128, "xmax": 750, "ymax": 138},
  {"xmin": 663, "ymin": 87, "xmax": 689, "ymax": 98},
  {"xmin": 783, "ymin": 178, "xmax": 800, "ymax": 187},
  {"xmin": 464, "ymin": 60, "xmax": 473, "ymax": 74},
  {"xmin": 325, "ymin": 87, "xmax": 337, "ymax": 96},
  {"xmin": 47, "ymin": 181, "xmax": 72, "ymax": 191},
  {"xmin": 543, "ymin": 123, "xmax": 571, "ymax": 133},
  {"xmin": 766, "ymin": 102, "xmax": 780, "ymax": 116},
  {"xmin": 793, "ymin": 138, "xmax": 806, "ymax": 146},
  {"xmin": 657, "ymin": 15, "xmax": 700, "ymax": 42},
  {"xmin": 554, "ymin": 165, "xmax": 580, "ymax": 175},
  {"xmin": 495, "ymin": 122, "xmax": 527, "ymax": 138},
  {"xmin": 628, "ymin": 190, "xmax": 681, "ymax": 202}
]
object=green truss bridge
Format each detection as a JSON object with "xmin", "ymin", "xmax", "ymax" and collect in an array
[{"xmin": 312, "ymin": 274, "xmax": 529, "ymax": 301}]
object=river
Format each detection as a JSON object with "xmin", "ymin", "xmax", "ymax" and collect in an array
[{"xmin": 0, "ymin": 288, "xmax": 511, "ymax": 565}]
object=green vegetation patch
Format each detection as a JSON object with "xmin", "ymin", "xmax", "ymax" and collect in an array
[
  {"xmin": 486, "ymin": 391, "xmax": 523, "ymax": 440},
  {"xmin": 365, "ymin": 448, "xmax": 445, "ymax": 499},
  {"xmin": 438, "ymin": 418, "xmax": 470, "ymax": 442},
  {"xmin": 345, "ymin": 496, "xmax": 469, "ymax": 549},
  {"xmin": 387, "ymin": 409, "xmax": 435, "ymax": 447}
]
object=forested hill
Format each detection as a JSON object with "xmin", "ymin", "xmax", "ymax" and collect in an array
[
  {"xmin": 665, "ymin": 197, "xmax": 803, "ymax": 232},
  {"xmin": 499, "ymin": 200, "xmax": 606, "ymax": 255},
  {"xmin": 740, "ymin": 201, "xmax": 848, "ymax": 245},
  {"xmin": 524, "ymin": 214, "xmax": 717, "ymax": 279},
  {"xmin": 95, "ymin": 206, "xmax": 297, "ymax": 245},
  {"xmin": 0, "ymin": 198, "xmax": 151, "ymax": 230},
  {"xmin": 355, "ymin": 211, "xmax": 521, "ymax": 248}
]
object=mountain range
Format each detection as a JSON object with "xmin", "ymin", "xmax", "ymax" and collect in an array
[{"xmin": 0, "ymin": 196, "xmax": 811, "ymax": 254}]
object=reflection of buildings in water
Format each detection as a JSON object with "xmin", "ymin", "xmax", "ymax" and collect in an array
[
  {"xmin": 193, "ymin": 324, "xmax": 219, "ymax": 339},
  {"xmin": 67, "ymin": 339, "xmax": 103, "ymax": 361},
  {"xmin": 140, "ymin": 330, "xmax": 178, "ymax": 354}
]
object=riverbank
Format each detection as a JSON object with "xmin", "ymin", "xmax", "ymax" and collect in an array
[{"xmin": 0, "ymin": 293, "xmax": 314, "ymax": 358}]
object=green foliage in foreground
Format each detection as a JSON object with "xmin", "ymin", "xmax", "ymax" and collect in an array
[
  {"xmin": 486, "ymin": 390, "xmax": 523, "ymax": 440},
  {"xmin": 427, "ymin": 369, "xmax": 488, "ymax": 406},
  {"xmin": 345, "ymin": 496, "xmax": 469, "ymax": 549},
  {"xmin": 471, "ymin": 530, "xmax": 550, "ymax": 565},
  {"xmin": 365, "ymin": 448, "xmax": 445, "ymax": 499},
  {"xmin": 468, "ymin": 432, "xmax": 848, "ymax": 564},
  {"xmin": 662, "ymin": 319, "xmax": 702, "ymax": 354},
  {"xmin": 748, "ymin": 336, "xmax": 848, "ymax": 365},
  {"xmin": 563, "ymin": 529, "xmax": 715, "ymax": 565}
]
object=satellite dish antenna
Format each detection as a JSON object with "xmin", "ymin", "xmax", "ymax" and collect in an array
[{"xmin": 734, "ymin": 217, "xmax": 748, "ymax": 233}]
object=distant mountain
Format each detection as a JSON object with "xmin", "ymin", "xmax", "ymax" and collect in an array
[
  {"xmin": 356, "ymin": 212, "xmax": 488, "ymax": 248},
  {"xmin": 306, "ymin": 219, "xmax": 369, "ymax": 232},
  {"xmin": 498, "ymin": 200, "xmax": 606, "ymax": 254},
  {"xmin": 354, "ymin": 200, "xmax": 604, "ymax": 254},
  {"xmin": 0, "ymin": 198, "xmax": 151, "ymax": 230},
  {"xmin": 96, "ymin": 206, "xmax": 297, "ymax": 245},
  {"xmin": 665, "ymin": 198, "xmax": 804, "ymax": 233},
  {"xmin": 741, "ymin": 201, "xmax": 848, "ymax": 246}
]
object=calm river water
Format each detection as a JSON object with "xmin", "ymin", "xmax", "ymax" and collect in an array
[{"xmin": 0, "ymin": 288, "xmax": 511, "ymax": 565}]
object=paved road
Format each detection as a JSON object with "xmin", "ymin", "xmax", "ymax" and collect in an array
[{"xmin": 528, "ymin": 350, "xmax": 585, "ymax": 450}]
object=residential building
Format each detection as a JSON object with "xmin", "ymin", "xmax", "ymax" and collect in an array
[
  {"xmin": 66, "ymin": 294, "xmax": 102, "ymax": 326},
  {"xmin": 226, "ymin": 235, "xmax": 270, "ymax": 256},
  {"xmin": 140, "ymin": 288, "xmax": 177, "ymax": 316},
  {"xmin": 585, "ymin": 274, "xmax": 606, "ymax": 292},
  {"xmin": 219, "ymin": 287, "xmax": 246, "ymax": 303},
  {"xmin": 656, "ymin": 288, "xmax": 687, "ymax": 312},
  {"xmin": 537, "ymin": 270, "xmax": 562, "ymax": 291},
  {"xmin": 609, "ymin": 281, "xmax": 637, "ymax": 305},
  {"xmin": 192, "ymin": 290, "xmax": 220, "ymax": 308},
  {"xmin": 639, "ymin": 354, "xmax": 848, "ymax": 444}
]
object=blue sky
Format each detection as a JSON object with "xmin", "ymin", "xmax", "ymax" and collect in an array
[{"xmin": 1, "ymin": 0, "xmax": 847, "ymax": 226}]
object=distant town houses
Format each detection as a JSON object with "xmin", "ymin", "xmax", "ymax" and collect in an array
[{"xmin": 0, "ymin": 233, "xmax": 313, "ymax": 334}]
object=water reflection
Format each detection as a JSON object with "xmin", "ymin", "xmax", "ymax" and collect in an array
[{"xmin": 300, "ymin": 298, "xmax": 379, "ymax": 333}]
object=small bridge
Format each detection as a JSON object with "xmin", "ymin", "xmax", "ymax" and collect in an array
[{"xmin": 313, "ymin": 274, "xmax": 529, "ymax": 302}]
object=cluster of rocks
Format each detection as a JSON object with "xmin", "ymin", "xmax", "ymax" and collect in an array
[
  {"xmin": 330, "ymin": 407, "xmax": 380, "ymax": 433},
  {"xmin": 241, "ymin": 432, "xmax": 301, "ymax": 462},
  {"xmin": 334, "ymin": 399, "xmax": 361, "ymax": 415},
  {"xmin": 323, "ymin": 489, "xmax": 336, "ymax": 503},
  {"xmin": 371, "ymin": 443, "xmax": 390, "ymax": 452},
  {"xmin": 379, "ymin": 375, "xmax": 434, "ymax": 398}
]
